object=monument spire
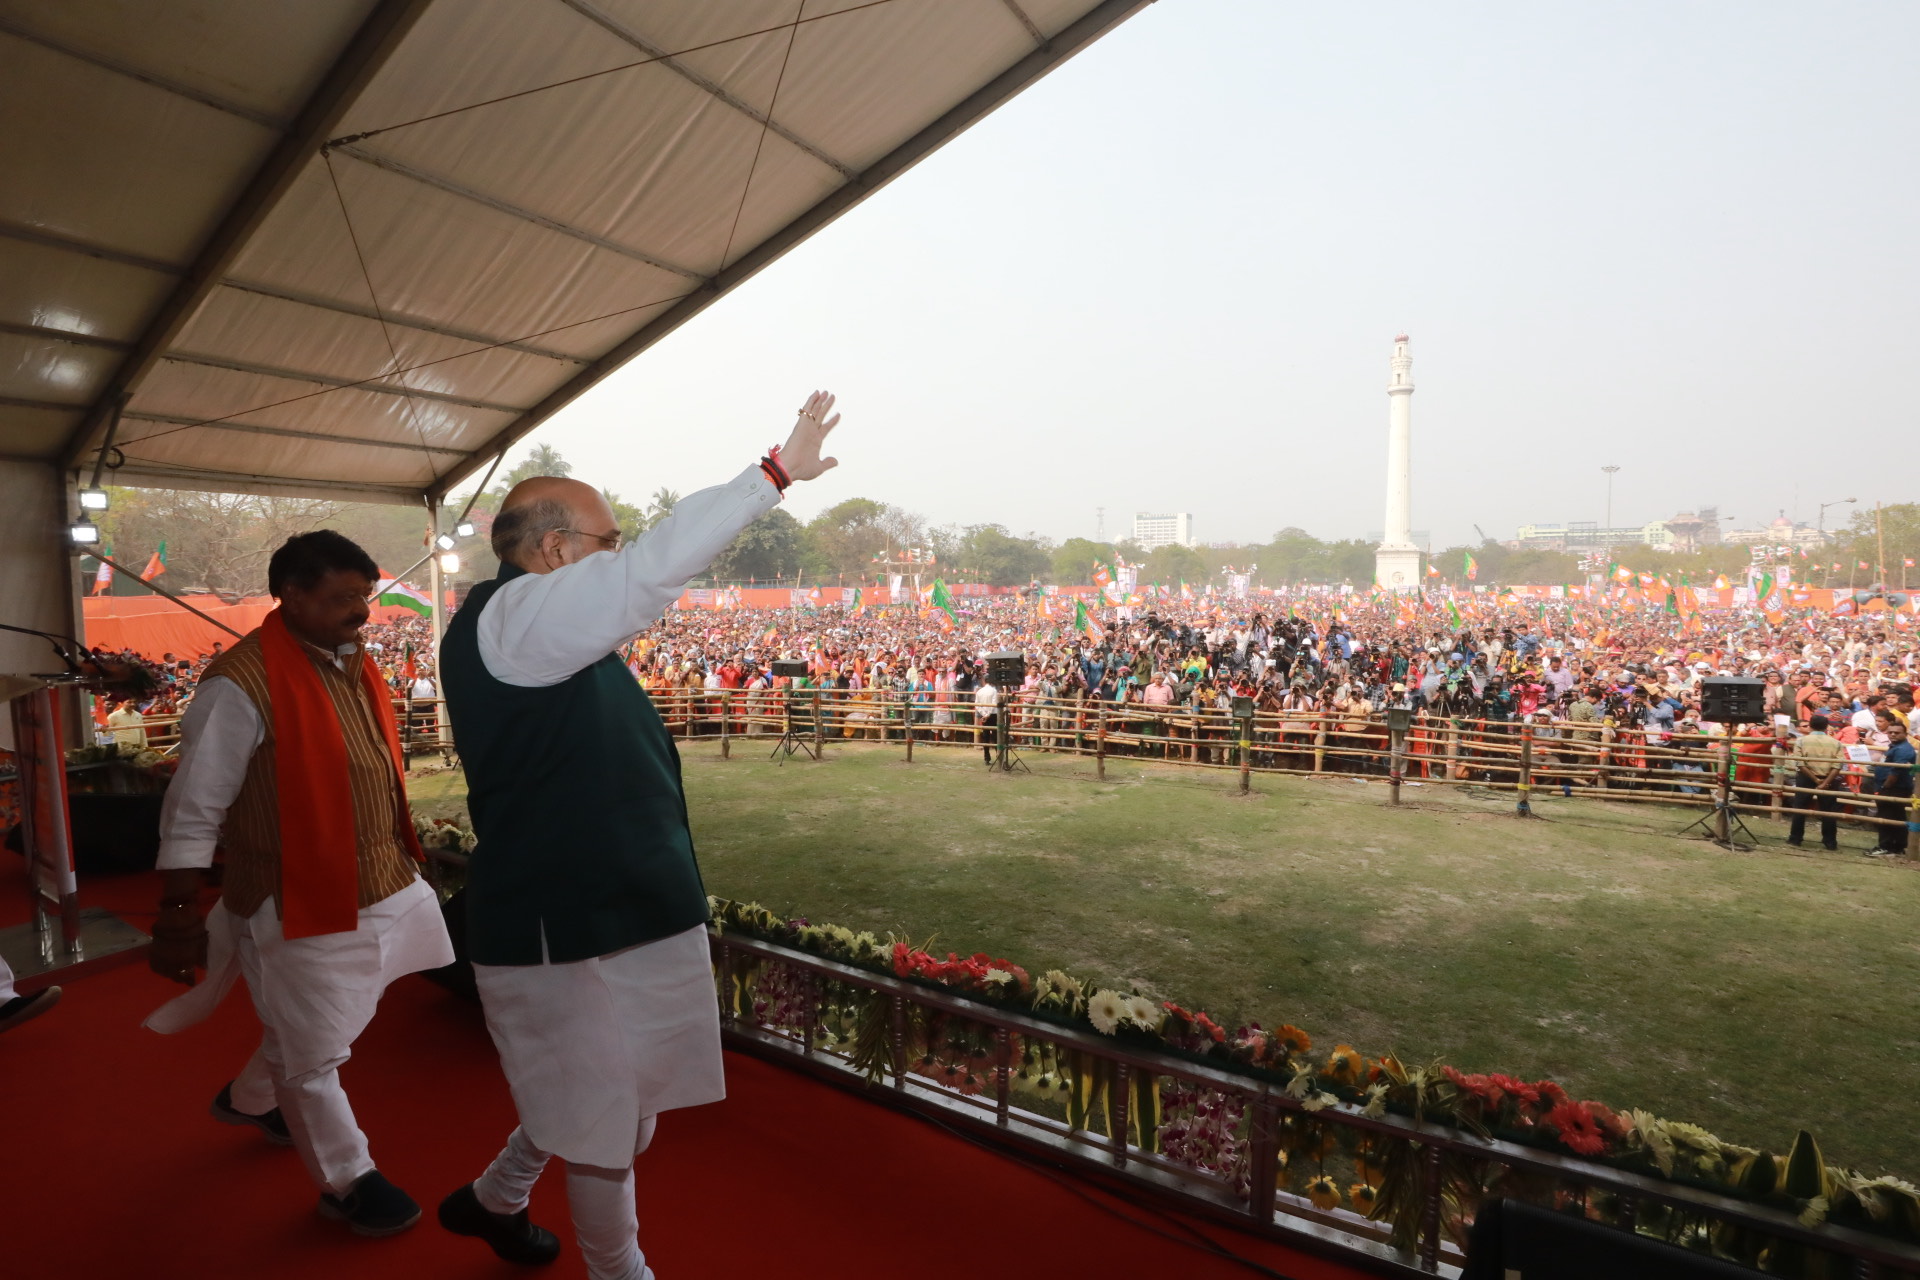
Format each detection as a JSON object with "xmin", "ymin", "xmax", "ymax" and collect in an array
[{"xmin": 1374, "ymin": 334, "xmax": 1421, "ymax": 590}]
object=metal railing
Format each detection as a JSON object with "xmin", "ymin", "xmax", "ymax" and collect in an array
[{"xmin": 708, "ymin": 926, "xmax": 1920, "ymax": 1278}]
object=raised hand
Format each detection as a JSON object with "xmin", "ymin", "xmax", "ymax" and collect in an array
[{"xmin": 778, "ymin": 390, "xmax": 841, "ymax": 482}]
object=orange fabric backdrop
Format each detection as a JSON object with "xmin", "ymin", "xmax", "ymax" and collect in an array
[{"xmin": 83, "ymin": 595, "xmax": 429, "ymax": 660}]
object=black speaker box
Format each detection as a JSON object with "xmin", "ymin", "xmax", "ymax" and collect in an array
[{"xmin": 1700, "ymin": 675, "xmax": 1765, "ymax": 723}]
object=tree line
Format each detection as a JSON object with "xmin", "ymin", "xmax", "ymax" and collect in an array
[{"xmin": 84, "ymin": 444, "xmax": 1920, "ymax": 597}]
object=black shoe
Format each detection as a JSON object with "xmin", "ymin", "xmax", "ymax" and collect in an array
[
  {"xmin": 210, "ymin": 1081, "xmax": 293, "ymax": 1146},
  {"xmin": 439, "ymin": 1183, "xmax": 561, "ymax": 1265},
  {"xmin": 1823, "ymin": 842, "xmax": 1840, "ymax": 852},
  {"xmin": 1786, "ymin": 839, "xmax": 1803, "ymax": 848},
  {"xmin": 318, "ymin": 1170, "xmax": 421, "ymax": 1237},
  {"xmin": 0, "ymin": 986, "xmax": 60, "ymax": 1034}
]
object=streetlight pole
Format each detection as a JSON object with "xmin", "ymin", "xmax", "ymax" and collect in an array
[
  {"xmin": 1816, "ymin": 497, "xmax": 1855, "ymax": 539},
  {"xmin": 1601, "ymin": 466, "xmax": 1620, "ymax": 546}
]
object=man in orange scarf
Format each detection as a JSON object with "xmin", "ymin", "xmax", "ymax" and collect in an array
[{"xmin": 145, "ymin": 531, "xmax": 452, "ymax": 1237}]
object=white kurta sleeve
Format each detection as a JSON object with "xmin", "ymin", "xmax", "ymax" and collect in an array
[
  {"xmin": 478, "ymin": 464, "xmax": 782, "ymax": 688},
  {"xmin": 156, "ymin": 676, "xmax": 265, "ymax": 870}
]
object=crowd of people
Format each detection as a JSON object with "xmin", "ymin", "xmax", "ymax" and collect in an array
[
  {"xmin": 83, "ymin": 589, "xmax": 1920, "ymax": 855},
  {"xmin": 82, "ymin": 615, "xmax": 440, "ymax": 748}
]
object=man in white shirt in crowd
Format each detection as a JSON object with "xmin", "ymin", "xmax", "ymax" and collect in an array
[{"xmin": 974, "ymin": 672, "xmax": 1000, "ymax": 766}]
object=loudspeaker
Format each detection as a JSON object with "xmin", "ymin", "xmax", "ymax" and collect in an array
[
  {"xmin": 1700, "ymin": 676, "xmax": 1765, "ymax": 723},
  {"xmin": 985, "ymin": 649, "xmax": 1026, "ymax": 688},
  {"xmin": 770, "ymin": 659, "xmax": 810, "ymax": 679}
]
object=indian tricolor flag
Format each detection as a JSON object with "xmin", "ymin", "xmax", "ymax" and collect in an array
[
  {"xmin": 1074, "ymin": 599, "xmax": 1101, "ymax": 640},
  {"xmin": 929, "ymin": 578, "xmax": 958, "ymax": 629},
  {"xmin": 373, "ymin": 572, "xmax": 432, "ymax": 617}
]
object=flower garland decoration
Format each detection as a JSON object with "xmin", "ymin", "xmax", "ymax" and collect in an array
[{"xmin": 706, "ymin": 895, "xmax": 1920, "ymax": 1243}]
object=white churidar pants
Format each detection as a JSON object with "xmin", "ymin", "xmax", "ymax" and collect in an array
[
  {"xmin": 146, "ymin": 877, "xmax": 454, "ymax": 1195},
  {"xmin": 471, "ymin": 923, "xmax": 723, "ymax": 1280}
]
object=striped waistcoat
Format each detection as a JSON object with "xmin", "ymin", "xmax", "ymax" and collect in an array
[{"xmin": 201, "ymin": 632, "xmax": 418, "ymax": 921}]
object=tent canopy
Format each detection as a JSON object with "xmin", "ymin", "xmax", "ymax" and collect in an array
[{"xmin": 1, "ymin": 0, "xmax": 1147, "ymax": 505}]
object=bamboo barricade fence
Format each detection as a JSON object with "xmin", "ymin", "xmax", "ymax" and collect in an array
[{"xmin": 629, "ymin": 686, "xmax": 1920, "ymax": 837}]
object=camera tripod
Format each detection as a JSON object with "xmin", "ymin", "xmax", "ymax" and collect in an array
[
  {"xmin": 1675, "ymin": 756, "xmax": 1758, "ymax": 850},
  {"xmin": 770, "ymin": 689, "xmax": 820, "ymax": 764},
  {"xmin": 987, "ymin": 694, "xmax": 1029, "ymax": 773}
]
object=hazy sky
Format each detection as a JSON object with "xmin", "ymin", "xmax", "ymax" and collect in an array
[{"xmin": 509, "ymin": 0, "xmax": 1919, "ymax": 551}]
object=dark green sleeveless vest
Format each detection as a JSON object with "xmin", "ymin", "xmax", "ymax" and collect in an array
[{"xmin": 440, "ymin": 564, "xmax": 709, "ymax": 965}]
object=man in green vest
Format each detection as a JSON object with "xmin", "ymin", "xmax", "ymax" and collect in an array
[{"xmin": 436, "ymin": 393, "xmax": 841, "ymax": 1279}]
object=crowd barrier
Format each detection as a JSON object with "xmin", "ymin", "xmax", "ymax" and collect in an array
[{"xmin": 633, "ymin": 687, "xmax": 1920, "ymax": 838}]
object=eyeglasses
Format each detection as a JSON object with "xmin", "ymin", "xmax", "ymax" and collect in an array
[{"xmin": 561, "ymin": 528, "xmax": 622, "ymax": 552}]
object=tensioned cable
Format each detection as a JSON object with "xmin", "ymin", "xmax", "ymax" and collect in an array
[
  {"xmin": 328, "ymin": 0, "xmax": 901, "ymax": 149},
  {"xmin": 322, "ymin": 147, "xmax": 446, "ymax": 480},
  {"xmin": 717, "ymin": 0, "xmax": 808, "ymax": 274}
]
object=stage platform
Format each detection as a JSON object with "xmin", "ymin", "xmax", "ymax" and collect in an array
[{"xmin": 0, "ymin": 857, "xmax": 1370, "ymax": 1280}]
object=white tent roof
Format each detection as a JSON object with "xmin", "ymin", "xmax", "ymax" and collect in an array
[{"xmin": 0, "ymin": 0, "xmax": 1147, "ymax": 504}]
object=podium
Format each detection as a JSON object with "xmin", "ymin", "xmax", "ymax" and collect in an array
[{"xmin": 0, "ymin": 676, "xmax": 149, "ymax": 992}]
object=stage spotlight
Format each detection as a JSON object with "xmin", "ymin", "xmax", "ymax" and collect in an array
[
  {"xmin": 78, "ymin": 487, "xmax": 109, "ymax": 511},
  {"xmin": 438, "ymin": 552, "xmax": 461, "ymax": 573},
  {"xmin": 435, "ymin": 533, "xmax": 457, "ymax": 551},
  {"xmin": 455, "ymin": 520, "xmax": 476, "ymax": 538},
  {"xmin": 69, "ymin": 521, "xmax": 102, "ymax": 546}
]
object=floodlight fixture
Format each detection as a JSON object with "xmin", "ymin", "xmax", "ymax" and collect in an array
[
  {"xmin": 455, "ymin": 520, "xmax": 476, "ymax": 538},
  {"xmin": 435, "ymin": 533, "xmax": 457, "ymax": 551},
  {"xmin": 69, "ymin": 521, "xmax": 102, "ymax": 546},
  {"xmin": 437, "ymin": 552, "xmax": 461, "ymax": 573},
  {"xmin": 78, "ymin": 487, "xmax": 109, "ymax": 511}
]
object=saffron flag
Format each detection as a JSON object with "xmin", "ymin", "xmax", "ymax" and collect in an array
[
  {"xmin": 1426, "ymin": 562, "xmax": 1441, "ymax": 578},
  {"xmin": 372, "ymin": 572, "xmax": 432, "ymax": 617},
  {"xmin": 1074, "ymin": 599, "xmax": 1101, "ymax": 640},
  {"xmin": 1179, "ymin": 579, "xmax": 1193, "ymax": 601},
  {"xmin": 90, "ymin": 552, "xmax": 112, "ymax": 596},
  {"xmin": 1612, "ymin": 563, "xmax": 1633, "ymax": 583},
  {"xmin": 1463, "ymin": 552, "xmax": 1477, "ymax": 580},
  {"xmin": 760, "ymin": 623, "xmax": 777, "ymax": 644},
  {"xmin": 143, "ymin": 540, "xmax": 168, "ymax": 579},
  {"xmin": 850, "ymin": 588, "xmax": 866, "ymax": 616},
  {"xmin": 1713, "ymin": 574, "xmax": 1730, "ymax": 589}
]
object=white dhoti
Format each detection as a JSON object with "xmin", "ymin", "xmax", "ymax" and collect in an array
[
  {"xmin": 471, "ymin": 923, "xmax": 722, "ymax": 1280},
  {"xmin": 0, "ymin": 954, "xmax": 14, "ymax": 1002},
  {"xmin": 146, "ymin": 877, "xmax": 453, "ymax": 1193},
  {"xmin": 472, "ymin": 923, "xmax": 723, "ymax": 1167}
]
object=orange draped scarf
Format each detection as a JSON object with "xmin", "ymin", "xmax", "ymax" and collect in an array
[{"xmin": 261, "ymin": 609, "xmax": 423, "ymax": 939}]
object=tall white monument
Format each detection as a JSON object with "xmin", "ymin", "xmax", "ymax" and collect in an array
[{"xmin": 1374, "ymin": 334, "xmax": 1422, "ymax": 590}]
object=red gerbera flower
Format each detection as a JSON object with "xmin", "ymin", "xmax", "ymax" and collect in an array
[
  {"xmin": 1544, "ymin": 1101, "xmax": 1608, "ymax": 1157},
  {"xmin": 1489, "ymin": 1073, "xmax": 1541, "ymax": 1108}
]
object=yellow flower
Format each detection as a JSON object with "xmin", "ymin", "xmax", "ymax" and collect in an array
[
  {"xmin": 1306, "ymin": 1175, "xmax": 1342, "ymax": 1211},
  {"xmin": 1350, "ymin": 1183, "xmax": 1379, "ymax": 1216}
]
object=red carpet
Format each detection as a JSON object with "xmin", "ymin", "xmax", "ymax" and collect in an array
[{"xmin": 1, "ymin": 864, "xmax": 1371, "ymax": 1280}]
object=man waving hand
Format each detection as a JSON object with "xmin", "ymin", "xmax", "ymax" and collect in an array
[{"xmin": 437, "ymin": 394, "xmax": 840, "ymax": 1279}]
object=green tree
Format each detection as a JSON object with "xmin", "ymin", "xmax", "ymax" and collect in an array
[
  {"xmin": 601, "ymin": 489, "xmax": 648, "ymax": 544},
  {"xmin": 1049, "ymin": 537, "xmax": 1115, "ymax": 585},
  {"xmin": 1141, "ymin": 543, "xmax": 1205, "ymax": 588},
  {"xmin": 805, "ymin": 497, "xmax": 892, "ymax": 580},
  {"xmin": 950, "ymin": 525, "xmax": 1052, "ymax": 586},
  {"xmin": 643, "ymin": 487, "xmax": 680, "ymax": 530},
  {"xmin": 707, "ymin": 507, "xmax": 808, "ymax": 583},
  {"xmin": 498, "ymin": 442, "xmax": 571, "ymax": 491}
]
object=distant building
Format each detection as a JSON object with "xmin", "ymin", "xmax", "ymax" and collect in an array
[
  {"xmin": 1512, "ymin": 521, "xmax": 1675, "ymax": 552},
  {"xmin": 1132, "ymin": 512, "xmax": 1194, "ymax": 550},
  {"xmin": 1724, "ymin": 516, "xmax": 1829, "ymax": 550}
]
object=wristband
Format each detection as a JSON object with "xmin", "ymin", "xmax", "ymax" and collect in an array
[{"xmin": 759, "ymin": 446, "xmax": 792, "ymax": 493}]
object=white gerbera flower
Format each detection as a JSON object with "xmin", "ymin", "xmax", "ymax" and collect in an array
[
  {"xmin": 984, "ymin": 967, "xmax": 1013, "ymax": 988},
  {"xmin": 1087, "ymin": 989, "xmax": 1128, "ymax": 1035},
  {"xmin": 458, "ymin": 830, "xmax": 478, "ymax": 853},
  {"xmin": 1123, "ymin": 995, "xmax": 1165, "ymax": 1032}
]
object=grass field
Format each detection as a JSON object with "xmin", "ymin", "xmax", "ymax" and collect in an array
[{"xmin": 408, "ymin": 741, "xmax": 1920, "ymax": 1177}]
